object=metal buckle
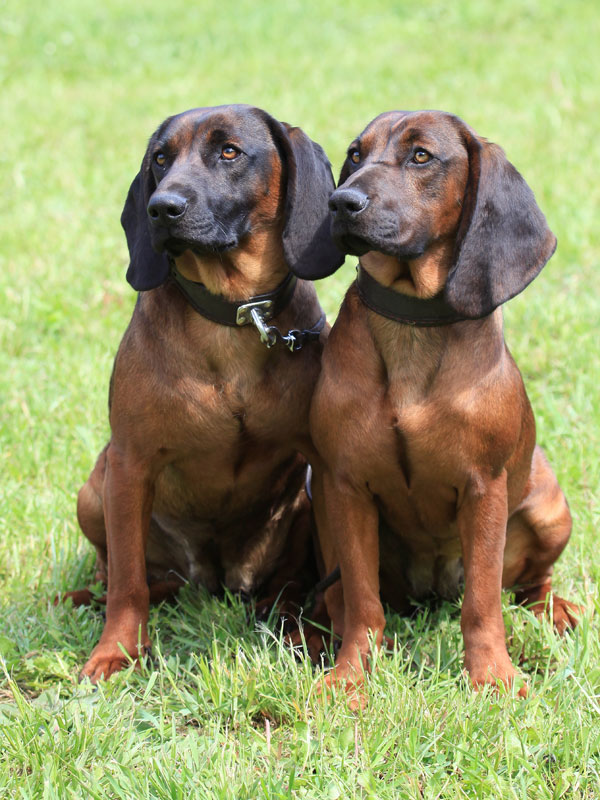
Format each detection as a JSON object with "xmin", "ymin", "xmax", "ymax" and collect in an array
[
  {"xmin": 236, "ymin": 299, "xmax": 321, "ymax": 352},
  {"xmin": 235, "ymin": 299, "xmax": 273, "ymax": 326},
  {"xmin": 236, "ymin": 300, "xmax": 278, "ymax": 347}
]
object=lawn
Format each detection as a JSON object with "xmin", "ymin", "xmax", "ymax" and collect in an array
[{"xmin": 1, "ymin": 0, "xmax": 599, "ymax": 796}]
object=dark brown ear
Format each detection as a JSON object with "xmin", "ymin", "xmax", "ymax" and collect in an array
[
  {"xmin": 260, "ymin": 113, "xmax": 344, "ymax": 280},
  {"xmin": 445, "ymin": 129, "xmax": 557, "ymax": 318},
  {"xmin": 121, "ymin": 147, "xmax": 170, "ymax": 291}
]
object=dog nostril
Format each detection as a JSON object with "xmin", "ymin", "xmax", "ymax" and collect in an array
[
  {"xmin": 328, "ymin": 198, "xmax": 339, "ymax": 213},
  {"xmin": 166, "ymin": 204, "xmax": 182, "ymax": 218},
  {"xmin": 347, "ymin": 199, "xmax": 365, "ymax": 212},
  {"xmin": 148, "ymin": 207, "xmax": 159, "ymax": 219}
]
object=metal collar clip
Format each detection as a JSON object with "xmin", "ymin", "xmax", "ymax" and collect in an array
[{"xmin": 236, "ymin": 300, "xmax": 277, "ymax": 347}]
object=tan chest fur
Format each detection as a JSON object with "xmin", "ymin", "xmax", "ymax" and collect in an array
[
  {"xmin": 105, "ymin": 284, "xmax": 322, "ymax": 591},
  {"xmin": 313, "ymin": 292, "xmax": 532, "ymax": 600}
]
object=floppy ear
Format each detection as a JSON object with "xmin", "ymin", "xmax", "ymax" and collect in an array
[
  {"xmin": 445, "ymin": 129, "xmax": 557, "ymax": 318},
  {"xmin": 121, "ymin": 154, "xmax": 170, "ymax": 291},
  {"xmin": 261, "ymin": 115, "xmax": 344, "ymax": 280}
]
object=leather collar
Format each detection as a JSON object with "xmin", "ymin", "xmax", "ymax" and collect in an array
[
  {"xmin": 170, "ymin": 264, "xmax": 297, "ymax": 327},
  {"xmin": 356, "ymin": 265, "xmax": 472, "ymax": 326}
]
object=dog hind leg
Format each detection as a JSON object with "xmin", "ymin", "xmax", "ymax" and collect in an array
[{"xmin": 504, "ymin": 446, "xmax": 582, "ymax": 633}]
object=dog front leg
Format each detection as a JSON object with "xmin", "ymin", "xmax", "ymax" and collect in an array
[
  {"xmin": 458, "ymin": 470, "xmax": 525, "ymax": 695},
  {"xmin": 317, "ymin": 470, "xmax": 385, "ymax": 684},
  {"xmin": 79, "ymin": 442, "xmax": 154, "ymax": 683}
]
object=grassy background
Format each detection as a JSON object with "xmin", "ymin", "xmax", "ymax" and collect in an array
[{"xmin": 1, "ymin": 0, "xmax": 599, "ymax": 796}]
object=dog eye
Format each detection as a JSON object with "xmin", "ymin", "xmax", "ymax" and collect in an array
[
  {"xmin": 154, "ymin": 152, "xmax": 166, "ymax": 166},
  {"xmin": 349, "ymin": 149, "xmax": 360, "ymax": 164},
  {"xmin": 221, "ymin": 145, "xmax": 240, "ymax": 161},
  {"xmin": 412, "ymin": 149, "xmax": 432, "ymax": 164}
]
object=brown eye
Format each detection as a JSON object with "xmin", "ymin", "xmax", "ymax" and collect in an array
[
  {"xmin": 155, "ymin": 152, "xmax": 166, "ymax": 166},
  {"xmin": 221, "ymin": 145, "xmax": 240, "ymax": 160},
  {"xmin": 413, "ymin": 149, "xmax": 431, "ymax": 164},
  {"xmin": 349, "ymin": 149, "xmax": 360, "ymax": 164}
]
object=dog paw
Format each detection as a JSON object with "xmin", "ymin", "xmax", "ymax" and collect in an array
[
  {"xmin": 79, "ymin": 640, "xmax": 150, "ymax": 684},
  {"xmin": 284, "ymin": 598, "xmax": 339, "ymax": 664},
  {"xmin": 318, "ymin": 668, "xmax": 368, "ymax": 711},
  {"xmin": 523, "ymin": 593, "xmax": 583, "ymax": 635},
  {"xmin": 546, "ymin": 595, "xmax": 582, "ymax": 635},
  {"xmin": 286, "ymin": 621, "xmax": 338, "ymax": 664},
  {"xmin": 56, "ymin": 588, "xmax": 107, "ymax": 608},
  {"xmin": 466, "ymin": 650, "xmax": 527, "ymax": 697},
  {"xmin": 54, "ymin": 583, "xmax": 107, "ymax": 608}
]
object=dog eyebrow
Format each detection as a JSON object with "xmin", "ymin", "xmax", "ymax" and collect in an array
[
  {"xmin": 398, "ymin": 126, "xmax": 424, "ymax": 143},
  {"xmin": 207, "ymin": 128, "xmax": 231, "ymax": 144}
]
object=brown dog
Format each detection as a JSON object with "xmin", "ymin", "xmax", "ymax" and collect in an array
[
  {"xmin": 308, "ymin": 110, "xmax": 581, "ymax": 695},
  {"xmin": 63, "ymin": 105, "xmax": 343, "ymax": 682}
]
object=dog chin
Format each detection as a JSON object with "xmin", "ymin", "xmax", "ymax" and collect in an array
[
  {"xmin": 159, "ymin": 236, "xmax": 238, "ymax": 257},
  {"xmin": 333, "ymin": 231, "xmax": 425, "ymax": 262},
  {"xmin": 333, "ymin": 232, "xmax": 375, "ymax": 257},
  {"xmin": 390, "ymin": 243, "xmax": 427, "ymax": 261}
]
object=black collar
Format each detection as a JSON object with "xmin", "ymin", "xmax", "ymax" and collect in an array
[
  {"xmin": 170, "ymin": 264, "xmax": 297, "ymax": 327},
  {"xmin": 356, "ymin": 265, "xmax": 471, "ymax": 326}
]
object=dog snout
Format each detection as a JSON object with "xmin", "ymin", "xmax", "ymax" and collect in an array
[
  {"xmin": 147, "ymin": 192, "xmax": 188, "ymax": 226},
  {"xmin": 329, "ymin": 188, "xmax": 370, "ymax": 218}
]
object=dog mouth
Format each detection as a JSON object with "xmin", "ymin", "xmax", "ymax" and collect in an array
[
  {"xmin": 160, "ymin": 236, "xmax": 238, "ymax": 257},
  {"xmin": 332, "ymin": 216, "xmax": 403, "ymax": 258},
  {"xmin": 332, "ymin": 226, "xmax": 427, "ymax": 261},
  {"xmin": 333, "ymin": 232, "xmax": 374, "ymax": 256},
  {"xmin": 333, "ymin": 230, "xmax": 415, "ymax": 259}
]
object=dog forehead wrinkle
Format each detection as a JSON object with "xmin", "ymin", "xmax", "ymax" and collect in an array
[
  {"xmin": 362, "ymin": 110, "xmax": 409, "ymax": 136},
  {"xmin": 384, "ymin": 110, "xmax": 459, "ymax": 141},
  {"xmin": 398, "ymin": 125, "xmax": 439, "ymax": 147},
  {"xmin": 156, "ymin": 117, "xmax": 274, "ymax": 173},
  {"xmin": 388, "ymin": 112, "xmax": 411, "ymax": 135},
  {"xmin": 192, "ymin": 114, "xmax": 232, "ymax": 143},
  {"xmin": 160, "ymin": 109, "xmax": 240, "ymax": 147}
]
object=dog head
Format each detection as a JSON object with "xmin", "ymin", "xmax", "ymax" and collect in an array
[
  {"xmin": 329, "ymin": 110, "xmax": 556, "ymax": 317},
  {"xmin": 122, "ymin": 105, "xmax": 343, "ymax": 291}
]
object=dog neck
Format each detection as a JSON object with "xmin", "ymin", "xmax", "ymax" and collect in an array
[
  {"xmin": 356, "ymin": 266, "xmax": 469, "ymax": 326},
  {"xmin": 360, "ymin": 241, "xmax": 452, "ymax": 299},
  {"xmin": 355, "ymin": 238, "xmax": 480, "ymax": 327},
  {"xmin": 137, "ymin": 249, "xmax": 323, "ymax": 378},
  {"xmin": 355, "ymin": 248, "xmax": 504, "ymax": 401},
  {"xmin": 169, "ymin": 264, "xmax": 297, "ymax": 326}
]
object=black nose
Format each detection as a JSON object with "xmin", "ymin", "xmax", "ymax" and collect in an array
[
  {"xmin": 329, "ymin": 188, "xmax": 370, "ymax": 217},
  {"xmin": 147, "ymin": 192, "xmax": 188, "ymax": 225}
]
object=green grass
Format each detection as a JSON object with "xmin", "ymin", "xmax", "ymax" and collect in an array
[{"xmin": 1, "ymin": 0, "xmax": 599, "ymax": 796}]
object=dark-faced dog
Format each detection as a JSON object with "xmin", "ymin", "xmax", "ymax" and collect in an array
[
  {"xmin": 63, "ymin": 105, "xmax": 343, "ymax": 682},
  {"xmin": 307, "ymin": 110, "xmax": 581, "ymax": 696}
]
